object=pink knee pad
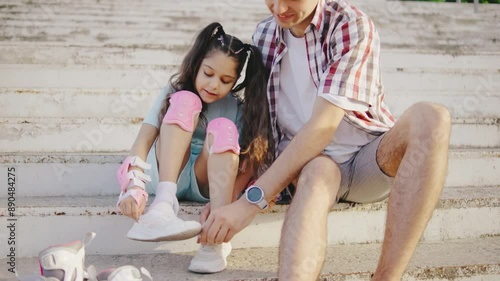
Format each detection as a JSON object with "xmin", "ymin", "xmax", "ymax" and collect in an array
[
  {"xmin": 163, "ymin": 90, "xmax": 202, "ymax": 132},
  {"xmin": 206, "ymin": 117, "xmax": 241, "ymax": 155}
]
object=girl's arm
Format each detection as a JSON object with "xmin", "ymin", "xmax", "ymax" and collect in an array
[
  {"xmin": 128, "ymin": 123, "xmax": 159, "ymax": 162},
  {"xmin": 120, "ymin": 86, "xmax": 169, "ymax": 221},
  {"xmin": 132, "ymin": 85, "xmax": 170, "ymax": 159},
  {"xmin": 120, "ymin": 123, "xmax": 159, "ymax": 221}
]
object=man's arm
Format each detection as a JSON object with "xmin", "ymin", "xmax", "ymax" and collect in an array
[
  {"xmin": 254, "ymin": 98, "xmax": 345, "ymax": 202},
  {"xmin": 200, "ymin": 14, "xmax": 378, "ymax": 245},
  {"xmin": 199, "ymin": 97, "xmax": 345, "ymax": 245}
]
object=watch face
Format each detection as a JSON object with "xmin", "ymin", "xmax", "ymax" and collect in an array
[{"xmin": 247, "ymin": 186, "xmax": 263, "ymax": 203}]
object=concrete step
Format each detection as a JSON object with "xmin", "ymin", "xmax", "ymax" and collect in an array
[
  {"xmin": 3, "ymin": 236, "xmax": 499, "ymax": 281},
  {"xmin": 1, "ymin": 25, "xmax": 497, "ymax": 53},
  {"xmin": 1, "ymin": 150, "xmax": 498, "ymax": 199},
  {"xmin": 0, "ymin": 8, "xmax": 265, "ymax": 24},
  {"xmin": 1, "ymin": 63, "xmax": 498, "ymax": 92},
  {"xmin": 1, "ymin": 1, "xmax": 499, "ymax": 52},
  {"xmin": 0, "ymin": 44, "xmax": 186, "ymax": 66},
  {"xmin": 1, "ymin": 48, "xmax": 498, "ymax": 119},
  {"xmin": 1, "ymin": 0, "xmax": 497, "ymax": 21},
  {"xmin": 1, "ymin": 118, "xmax": 498, "ymax": 152},
  {"xmin": 0, "ymin": 186, "xmax": 498, "ymax": 258},
  {"xmin": 373, "ymin": 0, "xmax": 500, "ymax": 15},
  {"xmin": 0, "ymin": 65, "xmax": 173, "ymax": 89},
  {"xmin": 7, "ymin": 13, "xmax": 489, "ymax": 34},
  {"xmin": 384, "ymin": 92, "xmax": 500, "ymax": 119},
  {"xmin": 0, "ymin": 5, "xmax": 500, "ymax": 41},
  {"xmin": 1, "ymin": 44, "xmax": 499, "ymax": 68},
  {"xmin": 2, "ymin": 85, "xmax": 499, "ymax": 119},
  {"xmin": 1, "ymin": 8, "xmax": 497, "ymax": 30},
  {"xmin": 0, "ymin": 1, "xmax": 263, "ymax": 45},
  {"xmin": 0, "ymin": 0, "xmax": 265, "ymax": 15},
  {"xmin": 2, "ymin": 17, "xmax": 497, "ymax": 44},
  {"xmin": 0, "ymin": 25, "xmax": 253, "ymax": 48}
]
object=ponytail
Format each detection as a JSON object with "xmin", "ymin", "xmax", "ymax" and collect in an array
[{"xmin": 238, "ymin": 45, "xmax": 274, "ymax": 176}]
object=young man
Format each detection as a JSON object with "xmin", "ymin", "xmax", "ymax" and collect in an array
[{"xmin": 200, "ymin": 0, "xmax": 452, "ymax": 280}]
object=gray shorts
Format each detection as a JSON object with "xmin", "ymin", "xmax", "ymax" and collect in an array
[
  {"xmin": 284, "ymin": 134, "xmax": 394, "ymax": 204},
  {"xmin": 337, "ymin": 134, "xmax": 394, "ymax": 203}
]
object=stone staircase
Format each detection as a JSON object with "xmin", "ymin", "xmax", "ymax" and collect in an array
[{"xmin": 0, "ymin": 0, "xmax": 499, "ymax": 280}]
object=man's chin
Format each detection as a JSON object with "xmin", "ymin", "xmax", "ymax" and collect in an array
[{"xmin": 274, "ymin": 18, "xmax": 294, "ymax": 28}]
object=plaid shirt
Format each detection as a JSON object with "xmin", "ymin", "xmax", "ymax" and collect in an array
[{"xmin": 253, "ymin": 0, "xmax": 395, "ymax": 148}]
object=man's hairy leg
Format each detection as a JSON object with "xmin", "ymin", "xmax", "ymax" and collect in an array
[
  {"xmin": 279, "ymin": 156, "xmax": 340, "ymax": 281},
  {"xmin": 373, "ymin": 102, "xmax": 451, "ymax": 281}
]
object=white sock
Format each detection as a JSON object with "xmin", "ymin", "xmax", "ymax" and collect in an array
[{"xmin": 149, "ymin": 181, "xmax": 179, "ymax": 214}]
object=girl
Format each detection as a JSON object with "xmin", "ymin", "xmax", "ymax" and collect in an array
[{"xmin": 115, "ymin": 22, "xmax": 273, "ymax": 273}]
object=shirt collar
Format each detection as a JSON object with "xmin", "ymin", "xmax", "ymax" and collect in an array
[
  {"xmin": 309, "ymin": 0, "xmax": 325, "ymax": 33},
  {"xmin": 275, "ymin": 0, "xmax": 325, "ymax": 45}
]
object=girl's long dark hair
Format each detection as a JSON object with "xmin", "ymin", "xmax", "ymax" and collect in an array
[{"xmin": 158, "ymin": 22, "xmax": 274, "ymax": 177}]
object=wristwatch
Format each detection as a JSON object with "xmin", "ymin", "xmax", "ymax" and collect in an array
[{"xmin": 245, "ymin": 185, "xmax": 268, "ymax": 210}]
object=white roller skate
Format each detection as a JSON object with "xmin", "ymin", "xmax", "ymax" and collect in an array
[
  {"xmin": 96, "ymin": 266, "xmax": 153, "ymax": 281},
  {"xmin": 17, "ymin": 232, "xmax": 154, "ymax": 281},
  {"xmin": 38, "ymin": 232, "xmax": 96, "ymax": 281},
  {"xmin": 16, "ymin": 232, "xmax": 96, "ymax": 281}
]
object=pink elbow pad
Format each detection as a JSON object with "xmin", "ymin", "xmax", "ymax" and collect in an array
[
  {"xmin": 206, "ymin": 117, "xmax": 241, "ymax": 155},
  {"xmin": 163, "ymin": 90, "xmax": 202, "ymax": 132}
]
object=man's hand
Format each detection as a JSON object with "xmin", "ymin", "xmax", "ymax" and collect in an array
[
  {"xmin": 200, "ymin": 198, "xmax": 260, "ymax": 245},
  {"xmin": 119, "ymin": 186, "xmax": 146, "ymax": 221}
]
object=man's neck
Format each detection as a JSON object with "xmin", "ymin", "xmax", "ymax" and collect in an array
[{"xmin": 289, "ymin": 27, "xmax": 306, "ymax": 38}]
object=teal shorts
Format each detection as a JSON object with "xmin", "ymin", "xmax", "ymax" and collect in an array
[{"xmin": 144, "ymin": 140, "xmax": 209, "ymax": 203}]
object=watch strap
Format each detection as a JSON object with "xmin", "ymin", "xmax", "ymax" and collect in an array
[{"xmin": 257, "ymin": 198, "xmax": 269, "ymax": 210}]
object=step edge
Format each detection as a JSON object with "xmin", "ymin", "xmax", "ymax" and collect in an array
[{"xmin": 2, "ymin": 186, "xmax": 499, "ymax": 218}]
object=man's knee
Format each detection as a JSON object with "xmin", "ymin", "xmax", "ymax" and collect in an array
[
  {"xmin": 407, "ymin": 102, "xmax": 451, "ymax": 138},
  {"xmin": 295, "ymin": 156, "xmax": 341, "ymax": 206}
]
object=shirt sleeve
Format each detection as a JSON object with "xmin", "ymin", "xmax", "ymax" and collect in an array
[
  {"xmin": 142, "ymin": 86, "xmax": 174, "ymax": 128},
  {"xmin": 318, "ymin": 16, "xmax": 381, "ymax": 112}
]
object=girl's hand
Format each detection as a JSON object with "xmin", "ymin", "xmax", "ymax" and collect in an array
[
  {"xmin": 119, "ymin": 186, "xmax": 147, "ymax": 222},
  {"xmin": 197, "ymin": 202, "xmax": 211, "ymax": 243}
]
